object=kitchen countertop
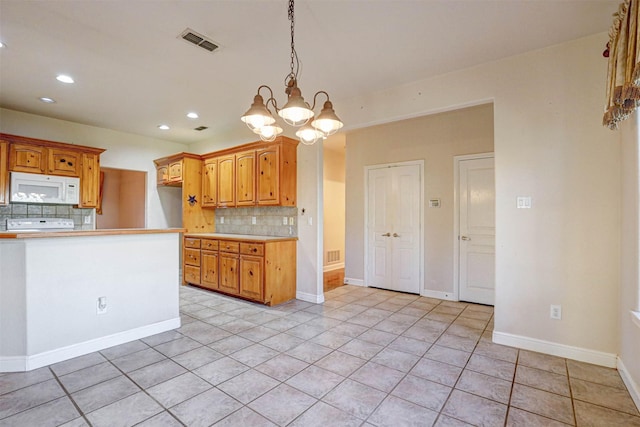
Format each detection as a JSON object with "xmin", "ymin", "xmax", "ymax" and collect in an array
[
  {"xmin": 184, "ymin": 232, "xmax": 297, "ymax": 242},
  {"xmin": 0, "ymin": 228, "xmax": 186, "ymax": 239}
]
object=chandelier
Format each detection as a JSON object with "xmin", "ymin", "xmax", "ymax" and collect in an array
[{"xmin": 240, "ymin": 0, "xmax": 343, "ymax": 145}]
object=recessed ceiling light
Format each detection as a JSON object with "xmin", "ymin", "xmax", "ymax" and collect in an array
[
  {"xmin": 0, "ymin": 42, "xmax": 5, "ymax": 48},
  {"xmin": 158, "ymin": 124, "xmax": 170, "ymax": 130},
  {"xmin": 56, "ymin": 74, "xmax": 75, "ymax": 84},
  {"xmin": 187, "ymin": 112, "xmax": 199, "ymax": 119},
  {"xmin": 39, "ymin": 97, "xmax": 56, "ymax": 103}
]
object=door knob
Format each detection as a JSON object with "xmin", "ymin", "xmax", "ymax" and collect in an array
[
  {"xmin": 461, "ymin": 235, "xmax": 471, "ymax": 241},
  {"xmin": 393, "ymin": 233, "xmax": 400, "ymax": 237},
  {"xmin": 381, "ymin": 232, "xmax": 391, "ymax": 237}
]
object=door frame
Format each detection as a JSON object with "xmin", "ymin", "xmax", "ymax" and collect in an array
[
  {"xmin": 364, "ymin": 160, "xmax": 425, "ymax": 294},
  {"xmin": 453, "ymin": 152, "xmax": 495, "ymax": 302}
]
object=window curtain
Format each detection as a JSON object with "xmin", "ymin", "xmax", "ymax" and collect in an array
[{"xmin": 604, "ymin": 0, "xmax": 640, "ymax": 129}]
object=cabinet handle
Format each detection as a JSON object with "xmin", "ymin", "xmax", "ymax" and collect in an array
[
  {"xmin": 393, "ymin": 233, "xmax": 400, "ymax": 238},
  {"xmin": 381, "ymin": 232, "xmax": 391, "ymax": 237},
  {"xmin": 253, "ymin": 248, "xmax": 257, "ymax": 252}
]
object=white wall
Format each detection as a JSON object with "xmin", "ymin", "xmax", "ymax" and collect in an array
[
  {"xmin": 339, "ymin": 33, "xmax": 621, "ymax": 366},
  {"xmin": 0, "ymin": 108, "xmax": 186, "ymax": 228},
  {"xmin": 620, "ymin": 114, "xmax": 640, "ymax": 406}
]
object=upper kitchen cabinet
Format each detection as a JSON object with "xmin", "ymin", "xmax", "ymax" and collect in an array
[
  {"xmin": 257, "ymin": 138, "xmax": 297, "ymax": 206},
  {"xmin": 1, "ymin": 133, "xmax": 105, "ymax": 206},
  {"xmin": 153, "ymin": 153, "xmax": 195, "ymax": 186},
  {"xmin": 9, "ymin": 143, "xmax": 46, "ymax": 174},
  {"xmin": 0, "ymin": 141, "xmax": 8, "ymax": 205},
  {"xmin": 235, "ymin": 150, "xmax": 256, "ymax": 206},
  {"xmin": 202, "ymin": 158, "xmax": 217, "ymax": 207},
  {"xmin": 79, "ymin": 153, "xmax": 100, "ymax": 208},
  {"xmin": 48, "ymin": 147, "xmax": 81, "ymax": 177},
  {"xmin": 153, "ymin": 152, "xmax": 215, "ymax": 233},
  {"xmin": 201, "ymin": 136, "xmax": 298, "ymax": 208}
]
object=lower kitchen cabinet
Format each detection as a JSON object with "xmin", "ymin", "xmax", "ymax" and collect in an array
[
  {"xmin": 239, "ymin": 255, "xmax": 264, "ymax": 300},
  {"xmin": 182, "ymin": 235, "xmax": 296, "ymax": 306}
]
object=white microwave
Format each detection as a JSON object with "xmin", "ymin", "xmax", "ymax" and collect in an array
[{"xmin": 10, "ymin": 172, "xmax": 80, "ymax": 205}]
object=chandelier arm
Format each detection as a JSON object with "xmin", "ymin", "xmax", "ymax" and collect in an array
[
  {"xmin": 265, "ymin": 96, "xmax": 281, "ymax": 114},
  {"xmin": 310, "ymin": 90, "xmax": 330, "ymax": 111}
]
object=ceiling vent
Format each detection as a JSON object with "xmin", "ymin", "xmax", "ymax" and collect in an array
[
  {"xmin": 179, "ymin": 28, "xmax": 219, "ymax": 52},
  {"xmin": 194, "ymin": 126, "xmax": 208, "ymax": 131}
]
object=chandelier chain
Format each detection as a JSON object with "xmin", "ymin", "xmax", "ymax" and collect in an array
[{"xmin": 288, "ymin": 0, "xmax": 298, "ymax": 82}]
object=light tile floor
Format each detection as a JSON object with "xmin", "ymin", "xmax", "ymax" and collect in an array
[{"xmin": 1, "ymin": 285, "xmax": 639, "ymax": 426}]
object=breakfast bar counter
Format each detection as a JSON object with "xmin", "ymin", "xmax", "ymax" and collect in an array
[{"xmin": 0, "ymin": 228, "xmax": 184, "ymax": 372}]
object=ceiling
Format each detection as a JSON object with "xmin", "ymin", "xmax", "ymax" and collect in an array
[{"xmin": 0, "ymin": 0, "xmax": 618, "ymax": 146}]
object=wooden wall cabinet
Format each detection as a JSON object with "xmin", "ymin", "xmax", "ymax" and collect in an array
[
  {"xmin": 202, "ymin": 158, "xmax": 217, "ymax": 207},
  {"xmin": 217, "ymin": 154, "xmax": 236, "ymax": 208},
  {"xmin": 2, "ymin": 133, "xmax": 105, "ymax": 207},
  {"xmin": 235, "ymin": 150, "xmax": 256, "ymax": 206},
  {"xmin": 0, "ymin": 141, "xmax": 7, "ymax": 205},
  {"xmin": 48, "ymin": 148, "xmax": 81, "ymax": 177},
  {"xmin": 9, "ymin": 143, "xmax": 47, "ymax": 174},
  {"xmin": 154, "ymin": 153, "xmax": 214, "ymax": 233},
  {"xmin": 183, "ymin": 235, "xmax": 296, "ymax": 306},
  {"xmin": 79, "ymin": 153, "xmax": 101, "ymax": 207}
]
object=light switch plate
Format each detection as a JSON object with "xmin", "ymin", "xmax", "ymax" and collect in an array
[{"xmin": 517, "ymin": 196, "xmax": 532, "ymax": 209}]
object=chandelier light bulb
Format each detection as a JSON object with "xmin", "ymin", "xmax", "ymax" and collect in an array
[
  {"xmin": 257, "ymin": 124, "xmax": 283, "ymax": 142},
  {"xmin": 241, "ymin": 94, "xmax": 276, "ymax": 132},
  {"xmin": 311, "ymin": 100, "xmax": 344, "ymax": 135},
  {"xmin": 296, "ymin": 124, "xmax": 324, "ymax": 146}
]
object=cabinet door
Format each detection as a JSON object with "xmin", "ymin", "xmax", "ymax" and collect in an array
[
  {"xmin": 219, "ymin": 252, "xmax": 239, "ymax": 294},
  {"xmin": 239, "ymin": 255, "xmax": 264, "ymax": 301},
  {"xmin": 79, "ymin": 153, "xmax": 100, "ymax": 207},
  {"xmin": 168, "ymin": 160, "xmax": 182, "ymax": 183},
  {"xmin": 217, "ymin": 155, "xmax": 236, "ymax": 207},
  {"xmin": 156, "ymin": 164, "xmax": 168, "ymax": 185},
  {"xmin": 184, "ymin": 265, "xmax": 201, "ymax": 285},
  {"xmin": 202, "ymin": 159, "xmax": 217, "ymax": 207},
  {"xmin": 9, "ymin": 143, "xmax": 46, "ymax": 173},
  {"xmin": 235, "ymin": 150, "xmax": 256, "ymax": 206},
  {"xmin": 0, "ymin": 141, "xmax": 7, "ymax": 205},
  {"xmin": 48, "ymin": 148, "xmax": 81, "ymax": 177},
  {"xmin": 256, "ymin": 145, "xmax": 280, "ymax": 205},
  {"xmin": 201, "ymin": 251, "xmax": 219, "ymax": 290}
]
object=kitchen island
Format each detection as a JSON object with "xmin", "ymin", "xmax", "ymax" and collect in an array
[{"xmin": 0, "ymin": 228, "xmax": 184, "ymax": 372}]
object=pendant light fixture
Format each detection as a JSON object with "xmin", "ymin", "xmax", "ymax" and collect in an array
[{"xmin": 241, "ymin": 0, "xmax": 343, "ymax": 145}]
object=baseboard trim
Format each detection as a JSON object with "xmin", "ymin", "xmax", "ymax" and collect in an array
[
  {"xmin": 323, "ymin": 263, "xmax": 345, "ymax": 273},
  {"xmin": 343, "ymin": 277, "xmax": 365, "ymax": 286},
  {"xmin": 421, "ymin": 289, "xmax": 456, "ymax": 301},
  {"xmin": 0, "ymin": 317, "xmax": 181, "ymax": 373},
  {"xmin": 296, "ymin": 291, "xmax": 325, "ymax": 304},
  {"xmin": 492, "ymin": 331, "xmax": 617, "ymax": 368},
  {"xmin": 618, "ymin": 357, "xmax": 640, "ymax": 412}
]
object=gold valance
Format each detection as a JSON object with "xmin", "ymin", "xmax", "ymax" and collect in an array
[{"xmin": 603, "ymin": 0, "xmax": 640, "ymax": 129}]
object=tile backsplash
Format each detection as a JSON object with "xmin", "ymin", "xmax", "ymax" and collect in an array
[
  {"xmin": 215, "ymin": 206, "xmax": 298, "ymax": 237},
  {"xmin": 0, "ymin": 203, "xmax": 96, "ymax": 231}
]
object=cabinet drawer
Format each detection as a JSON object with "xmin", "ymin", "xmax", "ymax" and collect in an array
[
  {"xmin": 184, "ymin": 238, "xmax": 201, "ymax": 249},
  {"xmin": 184, "ymin": 248, "xmax": 201, "ymax": 266},
  {"xmin": 219, "ymin": 240, "xmax": 240, "ymax": 253},
  {"xmin": 240, "ymin": 242, "xmax": 264, "ymax": 256},
  {"xmin": 201, "ymin": 239, "xmax": 219, "ymax": 251},
  {"xmin": 184, "ymin": 265, "xmax": 201, "ymax": 284}
]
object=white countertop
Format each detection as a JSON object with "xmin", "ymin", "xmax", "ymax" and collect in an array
[{"xmin": 184, "ymin": 233, "xmax": 297, "ymax": 242}]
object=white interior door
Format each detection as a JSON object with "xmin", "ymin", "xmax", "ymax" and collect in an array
[
  {"xmin": 458, "ymin": 157, "xmax": 495, "ymax": 305},
  {"xmin": 367, "ymin": 163, "xmax": 421, "ymax": 294}
]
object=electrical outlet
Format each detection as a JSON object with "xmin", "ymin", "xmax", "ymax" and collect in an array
[
  {"xmin": 289, "ymin": 217, "xmax": 295, "ymax": 226},
  {"xmin": 220, "ymin": 216, "xmax": 224, "ymax": 224},
  {"xmin": 283, "ymin": 216, "xmax": 288, "ymax": 225},
  {"xmin": 251, "ymin": 216, "xmax": 256, "ymax": 225},
  {"xmin": 97, "ymin": 296, "xmax": 107, "ymax": 315},
  {"xmin": 550, "ymin": 304, "xmax": 562, "ymax": 320},
  {"xmin": 83, "ymin": 215, "xmax": 91, "ymax": 224}
]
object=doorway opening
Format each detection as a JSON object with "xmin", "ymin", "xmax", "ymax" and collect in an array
[
  {"xmin": 96, "ymin": 167, "xmax": 146, "ymax": 229},
  {"xmin": 323, "ymin": 135, "xmax": 346, "ymax": 292}
]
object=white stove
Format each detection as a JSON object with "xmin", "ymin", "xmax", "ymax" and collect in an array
[{"xmin": 7, "ymin": 217, "xmax": 75, "ymax": 232}]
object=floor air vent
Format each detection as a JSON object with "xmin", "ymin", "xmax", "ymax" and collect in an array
[{"xmin": 179, "ymin": 28, "xmax": 219, "ymax": 52}]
